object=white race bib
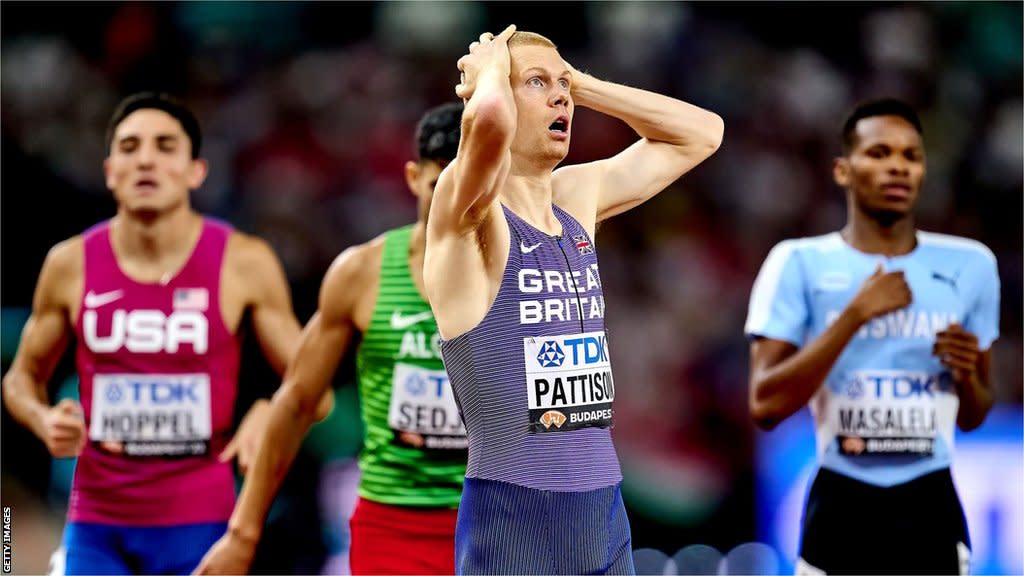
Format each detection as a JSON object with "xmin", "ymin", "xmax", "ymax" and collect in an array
[
  {"xmin": 524, "ymin": 331, "xmax": 615, "ymax": 433},
  {"xmin": 388, "ymin": 364, "xmax": 466, "ymax": 450},
  {"xmin": 829, "ymin": 370, "xmax": 949, "ymax": 456},
  {"xmin": 90, "ymin": 373, "xmax": 211, "ymax": 457}
]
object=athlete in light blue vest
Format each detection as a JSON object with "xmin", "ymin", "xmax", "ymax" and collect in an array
[{"xmin": 745, "ymin": 98, "xmax": 999, "ymax": 575}]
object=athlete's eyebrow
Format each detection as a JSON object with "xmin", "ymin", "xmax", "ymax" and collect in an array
[
  {"xmin": 520, "ymin": 67, "xmax": 571, "ymax": 79},
  {"xmin": 116, "ymin": 133, "xmax": 180, "ymax": 146}
]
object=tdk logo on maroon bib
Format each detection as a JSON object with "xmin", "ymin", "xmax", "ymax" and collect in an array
[{"xmin": 83, "ymin": 309, "xmax": 209, "ymax": 354}]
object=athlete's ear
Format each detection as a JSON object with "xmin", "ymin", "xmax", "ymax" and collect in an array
[
  {"xmin": 833, "ymin": 156, "xmax": 850, "ymax": 188},
  {"xmin": 188, "ymin": 158, "xmax": 209, "ymax": 190},
  {"xmin": 103, "ymin": 157, "xmax": 115, "ymax": 191},
  {"xmin": 404, "ymin": 160, "xmax": 421, "ymax": 198}
]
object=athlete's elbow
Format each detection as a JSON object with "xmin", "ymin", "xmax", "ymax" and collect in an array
[
  {"xmin": 313, "ymin": 388, "xmax": 334, "ymax": 422},
  {"xmin": 274, "ymin": 381, "xmax": 320, "ymax": 424},
  {"xmin": 957, "ymin": 402, "xmax": 993, "ymax": 432},
  {"xmin": 750, "ymin": 404, "xmax": 781, "ymax": 431},
  {"xmin": 464, "ymin": 96, "xmax": 514, "ymax": 145},
  {"xmin": 701, "ymin": 113, "xmax": 725, "ymax": 153},
  {"xmin": 749, "ymin": 387, "xmax": 783, "ymax": 431}
]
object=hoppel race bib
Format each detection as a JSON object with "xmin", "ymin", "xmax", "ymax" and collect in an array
[
  {"xmin": 831, "ymin": 370, "xmax": 947, "ymax": 456},
  {"xmin": 90, "ymin": 374, "xmax": 211, "ymax": 457},
  {"xmin": 388, "ymin": 363, "xmax": 467, "ymax": 450},
  {"xmin": 525, "ymin": 331, "xmax": 615, "ymax": 433}
]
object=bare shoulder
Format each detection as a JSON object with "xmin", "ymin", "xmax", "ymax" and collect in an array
[
  {"xmin": 44, "ymin": 236, "xmax": 85, "ymax": 275},
  {"xmin": 318, "ymin": 235, "xmax": 384, "ymax": 323},
  {"xmin": 322, "ymin": 234, "xmax": 384, "ymax": 293},
  {"xmin": 552, "ymin": 163, "xmax": 600, "ymax": 234},
  {"xmin": 225, "ymin": 230, "xmax": 282, "ymax": 276},
  {"xmin": 39, "ymin": 236, "xmax": 84, "ymax": 306}
]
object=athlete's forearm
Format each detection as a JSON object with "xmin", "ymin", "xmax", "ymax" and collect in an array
[
  {"xmin": 227, "ymin": 384, "xmax": 319, "ymax": 542},
  {"xmin": 2, "ymin": 371, "xmax": 51, "ymax": 440},
  {"xmin": 955, "ymin": 373, "xmax": 993, "ymax": 431},
  {"xmin": 465, "ymin": 65, "xmax": 516, "ymax": 137},
  {"xmin": 571, "ymin": 71, "xmax": 723, "ymax": 150},
  {"xmin": 752, "ymin": 306, "xmax": 868, "ymax": 429}
]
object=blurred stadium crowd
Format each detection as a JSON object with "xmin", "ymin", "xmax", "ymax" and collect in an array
[{"xmin": 1, "ymin": 2, "xmax": 1020, "ymax": 574}]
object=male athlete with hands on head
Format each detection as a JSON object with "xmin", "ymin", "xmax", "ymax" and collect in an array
[{"xmin": 425, "ymin": 25, "xmax": 723, "ymax": 574}]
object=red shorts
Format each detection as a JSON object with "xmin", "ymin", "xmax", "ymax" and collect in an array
[{"xmin": 349, "ymin": 497, "xmax": 458, "ymax": 575}]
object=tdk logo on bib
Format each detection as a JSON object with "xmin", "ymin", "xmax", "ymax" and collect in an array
[
  {"xmin": 90, "ymin": 373, "xmax": 212, "ymax": 457},
  {"xmin": 840, "ymin": 371, "xmax": 953, "ymax": 399},
  {"xmin": 524, "ymin": 331, "xmax": 615, "ymax": 433},
  {"xmin": 830, "ymin": 370, "xmax": 948, "ymax": 457},
  {"xmin": 537, "ymin": 341, "xmax": 565, "ymax": 367}
]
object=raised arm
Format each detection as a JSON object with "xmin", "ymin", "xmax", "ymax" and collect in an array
[
  {"xmin": 194, "ymin": 244, "xmax": 370, "ymax": 575},
  {"xmin": 554, "ymin": 64, "xmax": 724, "ymax": 231},
  {"xmin": 430, "ymin": 25, "xmax": 517, "ymax": 235},
  {"xmin": 2, "ymin": 239, "xmax": 85, "ymax": 457}
]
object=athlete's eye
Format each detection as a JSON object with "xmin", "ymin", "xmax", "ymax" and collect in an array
[
  {"xmin": 528, "ymin": 77, "xmax": 543, "ymax": 88},
  {"xmin": 118, "ymin": 138, "xmax": 139, "ymax": 153}
]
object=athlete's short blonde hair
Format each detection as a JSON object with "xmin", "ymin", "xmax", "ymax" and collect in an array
[{"xmin": 507, "ymin": 31, "xmax": 558, "ymax": 51}]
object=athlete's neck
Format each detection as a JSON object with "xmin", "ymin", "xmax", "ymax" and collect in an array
[
  {"xmin": 841, "ymin": 209, "xmax": 917, "ymax": 257},
  {"xmin": 409, "ymin": 221, "xmax": 427, "ymax": 259},
  {"xmin": 111, "ymin": 207, "xmax": 204, "ymax": 282},
  {"xmin": 501, "ymin": 171, "xmax": 561, "ymax": 236}
]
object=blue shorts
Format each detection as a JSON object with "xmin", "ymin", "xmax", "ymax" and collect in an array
[
  {"xmin": 455, "ymin": 477, "xmax": 634, "ymax": 575},
  {"xmin": 59, "ymin": 521, "xmax": 227, "ymax": 575}
]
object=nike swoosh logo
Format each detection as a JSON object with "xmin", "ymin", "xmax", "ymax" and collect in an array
[
  {"xmin": 390, "ymin": 310, "xmax": 434, "ymax": 330},
  {"xmin": 521, "ymin": 241, "xmax": 542, "ymax": 254},
  {"xmin": 84, "ymin": 289, "xmax": 125, "ymax": 308}
]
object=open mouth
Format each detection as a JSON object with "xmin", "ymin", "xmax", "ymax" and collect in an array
[
  {"xmin": 549, "ymin": 116, "xmax": 569, "ymax": 134},
  {"xmin": 135, "ymin": 178, "xmax": 158, "ymax": 190}
]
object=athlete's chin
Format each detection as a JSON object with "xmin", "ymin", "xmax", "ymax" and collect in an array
[
  {"xmin": 867, "ymin": 206, "xmax": 913, "ymax": 227},
  {"xmin": 123, "ymin": 202, "xmax": 169, "ymax": 220},
  {"xmin": 541, "ymin": 143, "xmax": 569, "ymax": 164}
]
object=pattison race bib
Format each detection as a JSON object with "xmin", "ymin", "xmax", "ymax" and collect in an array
[{"xmin": 525, "ymin": 331, "xmax": 615, "ymax": 433}]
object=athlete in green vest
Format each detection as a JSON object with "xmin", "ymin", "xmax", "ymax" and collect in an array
[{"xmin": 196, "ymin": 103, "xmax": 465, "ymax": 575}]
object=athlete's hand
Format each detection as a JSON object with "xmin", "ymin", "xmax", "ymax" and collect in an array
[
  {"xmin": 41, "ymin": 398, "xmax": 87, "ymax": 458},
  {"xmin": 220, "ymin": 399, "xmax": 270, "ymax": 475},
  {"xmin": 934, "ymin": 323, "xmax": 981, "ymax": 387},
  {"xmin": 561, "ymin": 58, "xmax": 590, "ymax": 101},
  {"xmin": 456, "ymin": 24, "xmax": 516, "ymax": 101},
  {"xmin": 192, "ymin": 531, "xmax": 258, "ymax": 576},
  {"xmin": 849, "ymin": 263, "xmax": 912, "ymax": 322}
]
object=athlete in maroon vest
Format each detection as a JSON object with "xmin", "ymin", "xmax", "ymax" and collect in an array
[{"xmin": 2, "ymin": 92, "xmax": 330, "ymax": 575}]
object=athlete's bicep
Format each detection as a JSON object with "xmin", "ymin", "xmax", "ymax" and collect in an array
[
  {"xmin": 593, "ymin": 139, "xmax": 708, "ymax": 222},
  {"xmin": 279, "ymin": 248, "xmax": 364, "ymax": 414},
  {"xmin": 434, "ymin": 111, "xmax": 512, "ymax": 232},
  {"xmin": 238, "ymin": 237, "xmax": 301, "ymax": 375},
  {"xmin": 749, "ymin": 337, "xmax": 799, "ymax": 384},
  {"xmin": 15, "ymin": 243, "xmax": 78, "ymax": 379}
]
